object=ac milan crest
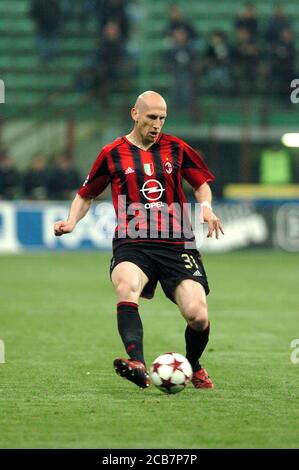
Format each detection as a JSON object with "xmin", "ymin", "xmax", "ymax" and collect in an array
[{"xmin": 165, "ymin": 161, "xmax": 172, "ymax": 174}]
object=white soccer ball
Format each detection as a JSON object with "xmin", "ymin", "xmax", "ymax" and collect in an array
[{"xmin": 150, "ymin": 352, "xmax": 193, "ymax": 394}]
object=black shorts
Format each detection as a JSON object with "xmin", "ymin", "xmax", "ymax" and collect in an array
[{"xmin": 110, "ymin": 242, "xmax": 210, "ymax": 304}]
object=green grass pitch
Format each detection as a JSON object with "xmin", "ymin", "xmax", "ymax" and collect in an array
[{"xmin": 0, "ymin": 250, "xmax": 298, "ymax": 449}]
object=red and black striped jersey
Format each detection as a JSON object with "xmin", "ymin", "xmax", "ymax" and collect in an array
[{"xmin": 78, "ymin": 133, "xmax": 214, "ymax": 248}]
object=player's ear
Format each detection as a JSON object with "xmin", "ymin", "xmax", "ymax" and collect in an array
[{"xmin": 131, "ymin": 107, "xmax": 138, "ymax": 123}]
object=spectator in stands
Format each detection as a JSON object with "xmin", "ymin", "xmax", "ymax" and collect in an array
[
  {"xmin": 0, "ymin": 151, "xmax": 20, "ymax": 200},
  {"xmin": 270, "ymin": 28, "xmax": 296, "ymax": 96},
  {"xmin": 75, "ymin": 20, "xmax": 129, "ymax": 98},
  {"xmin": 29, "ymin": 0, "xmax": 62, "ymax": 62},
  {"xmin": 48, "ymin": 155, "xmax": 81, "ymax": 200},
  {"xmin": 265, "ymin": 4, "xmax": 291, "ymax": 46},
  {"xmin": 231, "ymin": 27, "xmax": 260, "ymax": 94},
  {"xmin": 23, "ymin": 154, "xmax": 48, "ymax": 200},
  {"xmin": 95, "ymin": 0, "xmax": 129, "ymax": 41},
  {"xmin": 262, "ymin": 27, "xmax": 296, "ymax": 97},
  {"xmin": 234, "ymin": 3, "xmax": 258, "ymax": 41},
  {"xmin": 96, "ymin": 19, "xmax": 126, "ymax": 83},
  {"xmin": 166, "ymin": 27, "xmax": 198, "ymax": 115},
  {"xmin": 167, "ymin": 4, "xmax": 198, "ymax": 46},
  {"xmin": 204, "ymin": 31, "xmax": 232, "ymax": 90}
]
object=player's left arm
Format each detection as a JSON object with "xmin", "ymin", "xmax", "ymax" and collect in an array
[
  {"xmin": 194, "ymin": 182, "xmax": 224, "ymax": 239},
  {"xmin": 181, "ymin": 142, "xmax": 224, "ymax": 239}
]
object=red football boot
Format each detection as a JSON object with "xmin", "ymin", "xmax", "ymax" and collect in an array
[
  {"xmin": 113, "ymin": 357, "xmax": 151, "ymax": 389},
  {"xmin": 191, "ymin": 367, "xmax": 214, "ymax": 389}
]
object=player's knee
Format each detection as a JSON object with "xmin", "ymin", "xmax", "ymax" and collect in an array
[
  {"xmin": 189, "ymin": 316, "xmax": 209, "ymax": 331},
  {"xmin": 115, "ymin": 278, "xmax": 141, "ymax": 300},
  {"xmin": 185, "ymin": 300, "xmax": 208, "ymax": 331}
]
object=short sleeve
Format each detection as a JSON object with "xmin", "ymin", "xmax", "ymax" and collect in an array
[
  {"xmin": 77, "ymin": 149, "xmax": 111, "ymax": 199},
  {"xmin": 181, "ymin": 143, "xmax": 215, "ymax": 189}
]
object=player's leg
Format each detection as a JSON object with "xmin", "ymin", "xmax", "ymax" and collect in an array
[
  {"xmin": 111, "ymin": 261, "xmax": 151, "ymax": 388},
  {"xmin": 174, "ymin": 279, "xmax": 213, "ymax": 388},
  {"xmin": 112, "ymin": 260, "xmax": 149, "ymax": 302}
]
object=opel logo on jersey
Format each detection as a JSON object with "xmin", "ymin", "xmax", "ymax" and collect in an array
[{"xmin": 140, "ymin": 179, "xmax": 165, "ymax": 202}]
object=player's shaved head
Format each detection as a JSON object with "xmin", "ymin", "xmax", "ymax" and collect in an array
[
  {"xmin": 134, "ymin": 91, "xmax": 167, "ymax": 114},
  {"xmin": 128, "ymin": 91, "xmax": 167, "ymax": 148}
]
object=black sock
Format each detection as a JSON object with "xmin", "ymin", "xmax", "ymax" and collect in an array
[
  {"xmin": 117, "ymin": 302, "xmax": 145, "ymax": 364},
  {"xmin": 185, "ymin": 322, "xmax": 210, "ymax": 372}
]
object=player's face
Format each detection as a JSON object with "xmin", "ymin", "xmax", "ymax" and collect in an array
[{"xmin": 137, "ymin": 108, "xmax": 167, "ymax": 143}]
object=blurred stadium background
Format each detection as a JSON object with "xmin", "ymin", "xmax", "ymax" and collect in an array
[
  {"xmin": 1, "ymin": 0, "xmax": 299, "ymax": 450},
  {"xmin": 0, "ymin": 0, "xmax": 299, "ymax": 251}
]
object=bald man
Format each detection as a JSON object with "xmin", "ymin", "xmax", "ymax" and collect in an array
[{"xmin": 54, "ymin": 91, "xmax": 223, "ymax": 390}]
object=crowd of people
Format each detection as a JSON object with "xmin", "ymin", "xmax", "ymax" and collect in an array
[
  {"xmin": 0, "ymin": 149, "xmax": 82, "ymax": 200},
  {"xmin": 2, "ymin": 2, "xmax": 295, "ymax": 201},
  {"xmin": 166, "ymin": 3, "xmax": 297, "ymax": 110},
  {"xmin": 29, "ymin": 0, "xmax": 137, "ymax": 98},
  {"xmin": 28, "ymin": 0, "xmax": 131, "ymax": 61},
  {"xmin": 28, "ymin": 2, "xmax": 297, "ymax": 102}
]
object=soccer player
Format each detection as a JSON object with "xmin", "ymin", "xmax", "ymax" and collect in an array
[{"xmin": 54, "ymin": 91, "xmax": 224, "ymax": 390}]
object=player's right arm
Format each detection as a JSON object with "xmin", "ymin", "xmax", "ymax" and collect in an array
[
  {"xmin": 53, "ymin": 147, "xmax": 111, "ymax": 237},
  {"xmin": 54, "ymin": 194, "xmax": 92, "ymax": 236}
]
